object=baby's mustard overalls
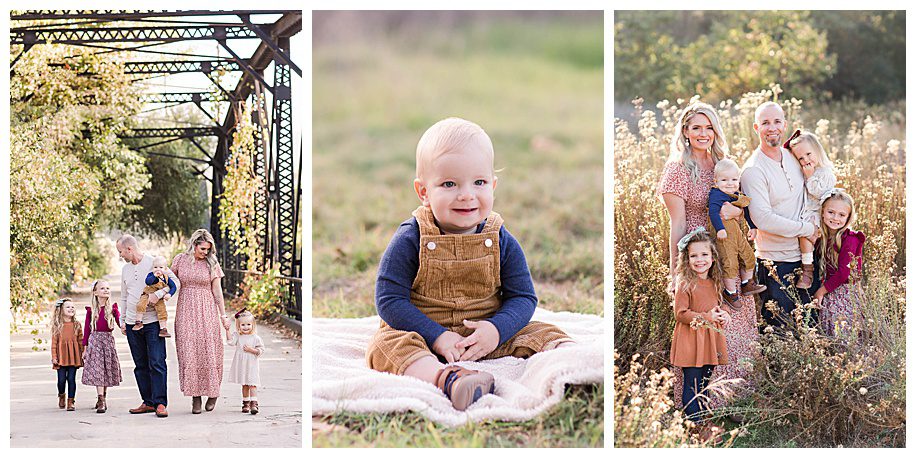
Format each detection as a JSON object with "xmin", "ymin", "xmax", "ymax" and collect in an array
[
  {"xmin": 707, "ymin": 192, "xmax": 756, "ymax": 279},
  {"xmin": 366, "ymin": 206, "xmax": 571, "ymax": 375}
]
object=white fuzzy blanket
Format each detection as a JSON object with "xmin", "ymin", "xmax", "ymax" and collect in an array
[{"xmin": 312, "ymin": 308, "xmax": 604, "ymax": 427}]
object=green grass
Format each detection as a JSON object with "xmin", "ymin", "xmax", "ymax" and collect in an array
[
  {"xmin": 313, "ymin": 13, "xmax": 603, "ymax": 447},
  {"xmin": 313, "ymin": 385, "xmax": 604, "ymax": 447}
]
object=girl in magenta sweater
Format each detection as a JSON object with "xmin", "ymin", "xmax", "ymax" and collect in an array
[{"xmin": 813, "ymin": 190, "xmax": 865, "ymax": 336}]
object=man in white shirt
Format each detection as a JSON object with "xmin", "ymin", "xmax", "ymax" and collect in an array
[
  {"xmin": 740, "ymin": 102, "xmax": 821, "ymax": 327},
  {"xmin": 117, "ymin": 234, "xmax": 179, "ymax": 418}
]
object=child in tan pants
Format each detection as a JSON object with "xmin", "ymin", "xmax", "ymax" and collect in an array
[
  {"xmin": 133, "ymin": 255, "xmax": 175, "ymax": 338},
  {"xmin": 367, "ymin": 117, "xmax": 572, "ymax": 410}
]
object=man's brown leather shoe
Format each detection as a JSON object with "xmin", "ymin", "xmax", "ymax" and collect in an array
[
  {"xmin": 156, "ymin": 404, "xmax": 168, "ymax": 417},
  {"xmin": 129, "ymin": 403, "xmax": 156, "ymax": 414}
]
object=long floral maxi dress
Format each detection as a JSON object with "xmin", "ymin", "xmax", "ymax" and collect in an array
[
  {"xmin": 657, "ymin": 161, "xmax": 758, "ymax": 409},
  {"xmin": 172, "ymin": 253, "xmax": 225, "ymax": 398}
]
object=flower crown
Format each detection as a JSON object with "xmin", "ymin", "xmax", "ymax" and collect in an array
[{"xmin": 677, "ymin": 227, "xmax": 708, "ymax": 252}]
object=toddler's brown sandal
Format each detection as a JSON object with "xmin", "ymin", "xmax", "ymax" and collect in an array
[{"xmin": 435, "ymin": 365, "xmax": 495, "ymax": 411}]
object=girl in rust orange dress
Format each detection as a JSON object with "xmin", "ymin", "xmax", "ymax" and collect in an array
[
  {"xmin": 670, "ymin": 228, "xmax": 730, "ymax": 439},
  {"xmin": 51, "ymin": 298, "xmax": 84, "ymax": 411}
]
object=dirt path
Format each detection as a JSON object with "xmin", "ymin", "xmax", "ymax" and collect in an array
[{"xmin": 10, "ymin": 272, "xmax": 302, "ymax": 447}]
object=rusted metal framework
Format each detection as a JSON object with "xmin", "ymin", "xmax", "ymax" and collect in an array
[{"xmin": 11, "ymin": 10, "xmax": 302, "ymax": 320}]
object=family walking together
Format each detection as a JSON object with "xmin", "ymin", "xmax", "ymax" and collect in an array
[
  {"xmin": 658, "ymin": 101, "xmax": 865, "ymax": 440},
  {"xmin": 49, "ymin": 228, "xmax": 265, "ymax": 416}
]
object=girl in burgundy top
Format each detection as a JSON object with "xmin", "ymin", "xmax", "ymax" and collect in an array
[
  {"xmin": 82, "ymin": 280, "xmax": 123, "ymax": 413},
  {"xmin": 813, "ymin": 190, "xmax": 866, "ymax": 336}
]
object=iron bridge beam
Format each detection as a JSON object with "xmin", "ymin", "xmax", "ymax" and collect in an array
[
  {"xmin": 139, "ymin": 92, "xmax": 228, "ymax": 104},
  {"xmin": 11, "ymin": 11, "xmax": 292, "ymax": 21},
  {"xmin": 123, "ymin": 60, "xmax": 241, "ymax": 74},
  {"xmin": 10, "ymin": 25, "xmax": 265, "ymax": 46},
  {"xmin": 120, "ymin": 127, "xmax": 223, "ymax": 139}
]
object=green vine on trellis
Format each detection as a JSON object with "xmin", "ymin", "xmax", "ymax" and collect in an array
[{"xmin": 218, "ymin": 100, "xmax": 265, "ymax": 271}]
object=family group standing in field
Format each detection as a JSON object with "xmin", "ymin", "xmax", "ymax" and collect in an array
[
  {"xmin": 49, "ymin": 229, "xmax": 265, "ymax": 416},
  {"xmin": 659, "ymin": 101, "xmax": 866, "ymax": 442}
]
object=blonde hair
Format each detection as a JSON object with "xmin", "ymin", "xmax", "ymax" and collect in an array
[
  {"xmin": 668, "ymin": 102, "xmax": 728, "ymax": 183},
  {"xmin": 186, "ymin": 229, "xmax": 220, "ymax": 273},
  {"xmin": 818, "ymin": 191, "xmax": 857, "ymax": 277},
  {"xmin": 50, "ymin": 298, "xmax": 75, "ymax": 338},
  {"xmin": 787, "ymin": 131, "xmax": 834, "ymax": 170},
  {"xmin": 152, "ymin": 255, "xmax": 168, "ymax": 268},
  {"xmin": 674, "ymin": 230, "xmax": 723, "ymax": 296},
  {"xmin": 415, "ymin": 117, "xmax": 494, "ymax": 181},
  {"xmin": 89, "ymin": 280, "xmax": 115, "ymax": 332},
  {"xmin": 713, "ymin": 158, "xmax": 740, "ymax": 179},
  {"xmin": 235, "ymin": 310, "xmax": 257, "ymax": 334}
]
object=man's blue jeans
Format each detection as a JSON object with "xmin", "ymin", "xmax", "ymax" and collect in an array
[
  {"xmin": 126, "ymin": 321, "xmax": 168, "ymax": 406},
  {"xmin": 757, "ymin": 258, "xmax": 821, "ymax": 328}
]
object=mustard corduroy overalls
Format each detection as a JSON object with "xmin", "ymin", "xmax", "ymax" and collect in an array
[
  {"xmin": 707, "ymin": 192, "xmax": 756, "ymax": 279},
  {"xmin": 366, "ymin": 206, "xmax": 571, "ymax": 375}
]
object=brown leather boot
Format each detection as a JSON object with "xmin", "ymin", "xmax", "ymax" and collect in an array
[
  {"xmin": 132, "ymin": 320, "xmax": 144, "ymax": 331},
  {"xmin": 722, "ymin": 289, "xmax": 743, "ymax": 310},
  {"xmin": 58, "ymin": 393, "xmax": 65, "ymax": 409},
  {"xmin": 249, "ymin": 400, "xmax": 259, "ymax": 415},
  {"xmin": 192, "ymin": 396, "xmax": 202, "ymax": 414},
  {"xmin": 242, "ymin": 400, "xmax": 250, "ymax": 413},
  {"xmin": 66, "ymin": 398, "xmax": 75, "ymax": 411},
  {"xmin": 741, "ymin": 277, "xmax": 767, "ymax": 295},
  {"xmin": 796, "ymin": 263, "xmax": 815, "ymax": 289},
  {"xmin": 434, "ymin": 365, "xmax": 495, "ymax": 411},
  {"xmin": 95, "ymin": 395, "xmax": 106, "ymax": 413}
]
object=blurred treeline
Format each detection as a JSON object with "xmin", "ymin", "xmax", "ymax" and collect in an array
[
  {"xmin": 615, "ymin": 11, "xmax": 904, "ymax": 104},
  {"xmin": 314, "ymin": 11, "xmax": 603, "ymax": 70}
]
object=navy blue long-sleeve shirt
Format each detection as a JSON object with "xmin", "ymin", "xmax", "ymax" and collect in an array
[
  {"xmin": 708, "ymin": 187, "xmax": 757, "ymax": 232},
  {"xmin": 375, "ymin": 217, "xmax": 539, "ymax": 348},
  {"xmin": 145, "ymin": 271, "xmax": 177, "ymax": 296}
]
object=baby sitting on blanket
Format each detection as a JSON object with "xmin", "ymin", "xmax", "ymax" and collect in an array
[{"xmin": 366, "ymin": 117, "xmax": 574, "ymax": 411}]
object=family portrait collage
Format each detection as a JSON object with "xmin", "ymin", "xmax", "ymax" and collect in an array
[{"xmin": 2, "ymin": 5, "xmax": 909, "ymax": 452}]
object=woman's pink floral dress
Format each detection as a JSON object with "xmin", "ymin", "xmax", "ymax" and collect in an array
[
  {"xmin": 172, "ymin": 253, "xmax": 225, "ymax": 397},
  {"xmin": 658, "ymin": 160, "xmax": 758, "ymax": 408}
]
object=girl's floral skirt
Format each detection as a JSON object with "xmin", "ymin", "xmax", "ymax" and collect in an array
[
  {"xmin": 819, "ymin": 283, "xmax": 865, "ymax": 337},
  {"xmin": 81, "ymin": 332, "xmax": 122, "ymax": 387}
]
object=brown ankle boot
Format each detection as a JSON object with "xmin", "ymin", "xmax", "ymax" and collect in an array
[
  {"xmin": 242, "ymin": 400, "xmax": 250, "ymax": 413},
  {"xmin": 796, "ymin": 263, "xmax": 815, "ymax": 289},
  {"xmin": 58, "ymin": 393, "xmax": 66, "ymax": 409},
  {"xmin": 96, "ymin": 395, "xmax": 107, "ymax": 413},
  {"xmin": 66, "ymin": 398, "xmax": 75, "ymax": 411},
  {"xmin": 722, "ymin": 289, "xmax": 743, "ymax": 310},
  {"xmin": 132, "ymin": 321, "xmax": 144, "ymax": 331},
  {"xmin": 159, "ymin": 328, "xmax": 172, "ymax": 338},
  {"xmin": 741, "ymin": 277, "xmax": 767, "ymax": 295},
  {"xmin": 249, "ymin": 400, "xmax": 259, "ymax": 415},
  {"xmin": 434, "ymin": 365, "xmax": 495, "ymax": 411}
]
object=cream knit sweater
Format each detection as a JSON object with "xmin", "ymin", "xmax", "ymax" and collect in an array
[{"xmin": 740, "ymin": 147, "xmax": 816, "ymax": 262}]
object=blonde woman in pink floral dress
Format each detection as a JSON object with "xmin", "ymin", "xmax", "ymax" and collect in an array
[
  {"xmin": 657, "ymin": 102, "xmax": 758, "ymax": 415},
  {"xmin": 172, "ymin": 229, "xmax": 232, "ymax": 414}
]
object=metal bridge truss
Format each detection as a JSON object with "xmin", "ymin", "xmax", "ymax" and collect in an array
[{"xmin": 11, "ymin": 10, "xmax": 302, "ymax": 320}]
